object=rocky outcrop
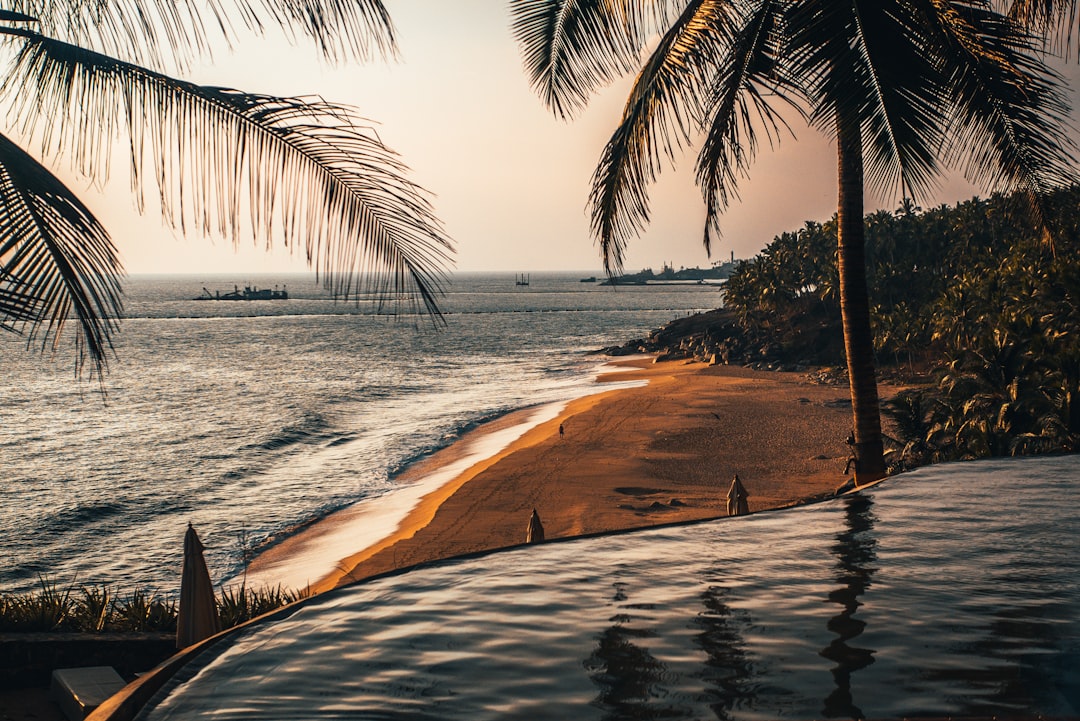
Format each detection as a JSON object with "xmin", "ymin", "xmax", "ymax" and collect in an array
[
  {"xmin": 596, "ymin": 309, "xmax": 746, "ymax": 365},
  {"xmin": 596, "ymin": 307, "xmax": 844, "ymax": 373}
]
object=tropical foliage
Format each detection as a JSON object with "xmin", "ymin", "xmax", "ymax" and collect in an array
[
  {"xmin": 509, "ymin": 0, "xmax": 1075, "ymax": 483},
  {"xmin": 724, "ymin": 185, "xmax": 1080, "ymax": 469},
  {"xmin": 0, "ymin": 0, "xmax": 453, "ymax": 377},
  {"xmin": 0, "ymin": 576, "xmax": 307, "ymax": 632}
]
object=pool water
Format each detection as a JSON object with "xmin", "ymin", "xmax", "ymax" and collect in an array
[{"xmin": 140, "ymin": 455, "xmax": 1080, "ymax": 720}]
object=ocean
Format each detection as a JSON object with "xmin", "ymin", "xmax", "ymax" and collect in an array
[{"xmin": 0, "ymin": 272, "xmax": 720, "ymax": 596}]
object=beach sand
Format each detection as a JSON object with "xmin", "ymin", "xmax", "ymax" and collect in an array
[
  {"xmin": 249, "ymin": 358, "xmax": 884, "ymax": 594},
  {"xmin": 10, "ymin": 358, "xmax": 883, "ymax": 721}
]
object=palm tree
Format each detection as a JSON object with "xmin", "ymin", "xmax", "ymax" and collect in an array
[
  {"xmin": 509, "ymin": 0, "xmax": 1074, "ymax": 483},
  {"xmin": 1008, "ymin": 0, "xmax": 1080, "ymax": 51},
  {"xmin": 0, "ymin": 1, "xmax": 453, "ymax": 378}
]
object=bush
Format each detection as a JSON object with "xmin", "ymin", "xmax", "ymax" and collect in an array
[{"xmin": 0, "ymin": 578, "xmax": 309, "ymax": 633}]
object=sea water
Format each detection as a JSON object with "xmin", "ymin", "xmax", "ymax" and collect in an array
[
  {"xmin": 0, "ymin": 272, "xmax": 719, "ymax": 595},
  {"xmin": 139, "ymin": 455, "xmax": 1080, "ymax": 720}
]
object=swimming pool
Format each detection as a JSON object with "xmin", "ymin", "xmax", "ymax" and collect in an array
[{"xmin": 139, "ymin": 455, "xmax": 1079, "ymax": 720}]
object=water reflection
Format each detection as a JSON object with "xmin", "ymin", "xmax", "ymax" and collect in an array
[
  {"xmin": 584, "ymin": 583, "xmax": 673, "ymax": 720},
  {"xmin": 694, "ymin": 584, "xmax": 757, "ymax": 719},
  {"xmin": 135, "ymin": 456, "xmax": 1080, "ymax": 721},
  {"xmin": 918, "ymin": 556, "xmax": 1080, "ymax": 714},
  {"xmin": 820, "ymin": 494, "xmax": 878, "ymax": 719}
]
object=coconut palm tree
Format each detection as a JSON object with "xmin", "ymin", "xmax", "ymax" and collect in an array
[
  {"xmin": 0, "ymin": 1, "xmax": 453, "ymax": 378},
  {"xmin": 509, "ymin": 0, "xmax": 1074, "ymax": 483},
  {"xmin": 1009, "ymin": 0, "xmax": 1080, "ymax": 50}
]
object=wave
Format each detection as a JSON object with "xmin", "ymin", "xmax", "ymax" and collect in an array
[
  {"xmin": 222, "ymin": 487, "xmax": 392, "ymax": 583},
  {"xmin": 242, "ymin": 411, "xmax": 333, "ymax": 453},
  {"xmin": 38, "ymin": 501, "xmax": 128, "ymax": 536},
  {"xmin": 1, "ymin": 559, "xmax": 52, "ymax": 587},
  {"xmin": 3, "ymin": 274, "xmax": 716, "ymax": 596},
  {"xmin": 382, "ymin": 406, "xmax": 531, "ymax": 481}
]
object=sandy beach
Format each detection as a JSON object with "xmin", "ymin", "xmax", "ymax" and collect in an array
[
  {"xmin": 6, "ymin": 357, "xmax": 891, "ymax": 721},
  {"xmin": 248, "ymin": 357, "xmax": 884, "ymax": 594}
]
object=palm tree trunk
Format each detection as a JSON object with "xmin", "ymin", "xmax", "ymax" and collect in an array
[{"xmin": 836, "ymin": 115, "xmax": 886, "ymax": 484}]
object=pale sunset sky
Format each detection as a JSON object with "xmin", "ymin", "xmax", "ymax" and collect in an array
[{"xmin": 64, "ymin": 1, "xmax": 1079, "ymax": 275}]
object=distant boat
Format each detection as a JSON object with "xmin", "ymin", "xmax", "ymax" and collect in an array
[
  {"xmin": 194, "ymin": 285, "xmax": 289, "ymax": 301},
  {"xmin": 515, "ymin": 273, "xmax": 530, "ymax": 286},
  {"xmin": 579, "ymin": 276, "xmax": 597, "ymax": 283}
]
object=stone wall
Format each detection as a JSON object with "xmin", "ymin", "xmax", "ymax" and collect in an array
[{"xmin": 0, "ymin": 633, "xmax": 176, "ymax": 689}]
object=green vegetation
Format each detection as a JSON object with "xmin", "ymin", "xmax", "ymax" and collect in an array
[
  {"xmin": 723, "ymin": 186, "xmax": 1080, "ymax": 471},
  {"xmin": 0, "ymin": 578, "xmax": 307, "ymax": 633},
  {"xmin": 509, "ymin": 0, "xmax": 1075, "ymax": 483}
]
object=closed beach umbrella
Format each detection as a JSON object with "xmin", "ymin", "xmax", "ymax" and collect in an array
[
  {"xmin": 726, "ymin": 474, "xmax": 750, "ymax": 516},
  {"xmin": 177, "ymin": 523, "xmax": 220, "ymax": 648},
  {"xmin": 526, "ymin": 509, "xmax": 545, "ymax": 544}
]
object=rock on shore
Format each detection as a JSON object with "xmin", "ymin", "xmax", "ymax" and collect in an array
[{"xmin": 596, "ymin": 307, "xmax": 846, "ymax": 373}]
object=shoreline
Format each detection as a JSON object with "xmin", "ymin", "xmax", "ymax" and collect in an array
[
  {"xmin": 242, "ymin": 365, "xmax": 648, "ymax": 592},
  {"xmin": 247, "ymin": 356, "xmax": 876, "ymax": 594}
]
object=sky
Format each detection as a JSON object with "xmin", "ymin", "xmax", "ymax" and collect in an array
[{"xmin": 56, "ymin": 1, "xmax": 1078, "ymax": 275}]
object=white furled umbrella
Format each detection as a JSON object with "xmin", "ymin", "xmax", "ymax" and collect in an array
[
  {"xmin": 526, "ymin": 509, "xmax": 545, "ymax": 544},
  {"xmin": 726, "ymin": 474, "xmax": 750, "ymax": 516},
  {"xmin": 177, "ymin": 523, "xmax": 220, "ymax": 649}
]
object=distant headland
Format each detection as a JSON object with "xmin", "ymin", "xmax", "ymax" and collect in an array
[{"xmin": 598, "ymin": 260, "xmax": 736, "ymax": 286}]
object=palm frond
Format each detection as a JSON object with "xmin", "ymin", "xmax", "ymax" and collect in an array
[
  {"xmin": 4, "ymin": 0, "xmax": 395, "ymax": 71},
  {"xmin": 241, "ymin": 0, "xmax": 396, "ymax": 64},
  {"xmin": 510, "ymin": 0, "xmax": 647, "ymax": 118},
  {"xmin": 4, "ymin": 32, "xmax": 452, "ymax": 319},
  {"xmin": 1006, "ymin": 0, "xmax": 1078, "ymax": 53},
  {"xmin": 922, "ymin": 1, "xmax": 1076, "ymax": 199},
  {"xmin": 0, "ymin": 131, "xmax": 122, "ymax": 376},
  {"xmin": 591, "ymin": 0, "xmax": 737, "ymax": 276},
  {"xmin": 0, "ymin": 9, "xmax": 35, "ymax": 22},
  {"xmin": 790, "ymin": 0, "xmax": 951, "ymax": 200},
  {"xmin": 695, "ymin": 0, "xmax": 802, "ymax": 254}
]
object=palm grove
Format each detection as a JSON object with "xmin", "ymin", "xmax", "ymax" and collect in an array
[
  {"xmin": 724, "ymin": 186, "xmax": 1080, "ymax": 467},
  {"xmin": 509, "ymin": 0, "xmax": 1076, "ymax": 483}
]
